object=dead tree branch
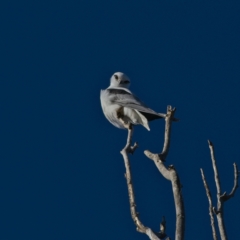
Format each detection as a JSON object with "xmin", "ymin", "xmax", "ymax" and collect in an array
[
  {"xmin": 200, "ymin": 168, "xmax": 218, "ymax": 240},
  {"xmin": 209, "ymin": 140, "xmax": 227, "ymax": 240},
  {"xmin": 201, "ymin": 141, "xmax": 239, "ymax": 240},
  {"xmin": 144, "ymin": 106, "xmax": 184, "ymax": 240},
  {"xmin": 220, "ymin": 163, "xmax": 239, "ymax": 201},
  {"xmin": 120, "ymin": 126, "xmax": 164, "ymax": 240}
]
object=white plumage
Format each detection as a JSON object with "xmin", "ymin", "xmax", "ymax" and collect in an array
[{"xmin": 100, "ymin": 72, "xmax": 166, "ymax": 131}]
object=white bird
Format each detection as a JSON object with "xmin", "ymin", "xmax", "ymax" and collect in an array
[{"xmin": 100, "ymin": 72, "xmax": 166, "ymax": 131}]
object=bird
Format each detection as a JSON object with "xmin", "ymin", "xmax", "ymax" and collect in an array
[{"xmin": 100, "ymin": 72, "xmax": 166, "ymax": 131}]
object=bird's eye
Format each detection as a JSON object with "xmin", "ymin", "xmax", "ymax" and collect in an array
[{"xmin": 114, "ymin": 74, "xmax": 119, "ymax": 80}]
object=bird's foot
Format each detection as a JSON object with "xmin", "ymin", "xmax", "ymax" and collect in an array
[
  {"xmin": 116, "ymin": 107, "xmax": 133, "ymax": 129},
  {"xmin": 118, "ymin": 117, "xmax": 130, "ymax": 129},
  {"xmin": 116, "ymin": 107, "xmax": 130, "ymax": 128}
]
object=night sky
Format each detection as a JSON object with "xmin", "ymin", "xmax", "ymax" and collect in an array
[{"xmin": 0, "ymin": 1, "xmax": 240, "ymax": 239}]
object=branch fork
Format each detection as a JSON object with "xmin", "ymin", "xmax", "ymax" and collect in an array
[
  {"xmin": 201, "ymin": 140, "xmax": 239, "ymax": 240},
  {"xmin": 120, "ymin": 105, "xmax": 183, "ymax": 240},
  {"xmin": 144, "ymin": 106, "xmax": 184, "ymax": 240}
]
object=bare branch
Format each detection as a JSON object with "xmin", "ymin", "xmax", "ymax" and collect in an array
[
  {"xmin": 203, "ymin": 141, "xmax": 239, "ymax": 240},
  {"xmin": 146, "ymin": 228, "xmax": 164, "ymax": 240},
  {"xmin": 221, "ymin": 163, "xmax": 239, "ymax": 201},
  {"xmin": 228, "ymin": 163, "xmax": 239, "ymax": 197},
  {"xmin": 121, "ymin": 127, "xmax": 164, "ymax": 240},
  {"xmin": 208, "ymin": 140, "xmax": 222, "ymax": 200},
  {"xmin": 200, "ymin": 168, "xmax": 218, "ymax": 240},
  {"xmin": 120, "ymin": 127, "xmax": 146, "ymax": 233},
  {"xmin": 144, "ymin": 106, "xmax": 184, "ymax": 240},
  {"xmin": 207, "ymin": 140, "xmax": 227, "ymax": 240},
  {"xmin": 160, "ymin": 106, "xmax": 176, "ymax": 161},
  {"xmin": 144, "ymin": 151, "xmax": 171, "ymax": 180}
]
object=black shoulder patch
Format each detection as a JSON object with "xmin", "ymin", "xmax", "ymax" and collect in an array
[
  {"xmin": 139, "ymin": 112, "xmax": 162, "ymax": 121},
  {"xmin": 107, "ymin": 89, "xmax": 131, "ymax": 95}
]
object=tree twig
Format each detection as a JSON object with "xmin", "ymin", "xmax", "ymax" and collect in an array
[
  {"xmin": 160, "ymin": 216, "xmax": 166, "ymax": 236},
  {"xmin": 144, "ymin": 106, "xmax": 184, "ymax": 240},
  {"xmin": 220, "ymin": 163, "xmax": 239, "ymax": 201},
  {"xmin": 200, "ymin": 168, "xmax": 218, "ymax": 240},
  {"xmin": 160, "ymin": 106, "xmax": 175, "ymax": 161}
]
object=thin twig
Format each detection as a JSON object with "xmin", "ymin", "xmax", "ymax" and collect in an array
[
  {"xmin": 208, "ymin": 141, "xmax": 222, "ymax": 203},
  {"xmin": 160, "ymin": 106, "xmax": 176, "ymax": 160},
  {"xmin": 160, "ymin": 216, "xmax": 166, "ymax": 235},
  {"xmin": 144, "ymin": 106, "xmax": 184, "ymax": 240},
  {"xmin": 228, "ymin": 163, "xmax": 239, "ymax": 197},
  {"xmin": 200, "ymin": 168, "xmax": 218, "ymax": 240},
  {"xmin": 221, "ymin": 163, "xmax": 239, "ymax": 201}
]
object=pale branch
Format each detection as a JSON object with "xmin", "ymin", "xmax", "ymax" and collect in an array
[
  {"xmin": 146, "ymin": 229, "xmax": 162, "ymax": 240},
  {"xmin": 146, "ymin": 228, "xmax": 170, "ymax": 240},
  {"xmin": 200, "ymin": 168, "xmax": 218, "ymax": 240},
  {"xmin": 120, "ymin": 127, "xmax": 146, "ymax": 233},
  {"xmin": 208, "ymin": 141, "xmax": 222, "ymax": 204},
  {"xmin": 160, "ymin": 106, "xmax": 176, "ymax": 161},
  {"xmin": 120, "ymin": 127, "xmax": 164, "ymax": 240},
  {"xmin": 208, "ymin": 140, "xmax": 228, "ymax": 240},
  {"xmin": 144, "ymin": 151, "xmax": 171, "ymax": 180},
  {"xmin": 204, "ymin": 140, "xmax": 239, "ymax": 240},
  {"xmin": 220, "ymin": 163, "xmax": 239, "ymax": 201},
  {"xmin": 144, "ymin": 106, "xmax": 185, "ymax": 240}
]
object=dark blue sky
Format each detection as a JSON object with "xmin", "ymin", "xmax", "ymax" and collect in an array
[{"xmin": 0, "ymin": 1, "xmax": 239, "ymax": 239}]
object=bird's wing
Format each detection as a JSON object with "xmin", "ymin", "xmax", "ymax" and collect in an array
[{"xmin": 106, "ymin": 88, "xmax": 166, "ymax": 118}]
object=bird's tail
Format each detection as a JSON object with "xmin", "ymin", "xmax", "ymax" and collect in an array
[
  {"xmin": 157, "ymin": 112, "xmax": 166, "ymax": 118},
  {"xmin": 134, "ymin": 110, "xmax": 150, "ymax": 131}
]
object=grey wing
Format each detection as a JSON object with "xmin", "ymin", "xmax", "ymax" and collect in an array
[{"xmin": 108, "ymin": 89, "xmax": 166, "ymax": 120}]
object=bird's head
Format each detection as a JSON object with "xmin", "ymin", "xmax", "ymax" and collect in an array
[{"xmin": 110, "ymin": 72, "xmax": 130, "ymax": 88}]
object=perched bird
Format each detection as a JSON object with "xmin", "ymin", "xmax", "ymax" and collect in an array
[{"xmin": 100, "ymin": 72, "xmax": 166, "ymax": 131}]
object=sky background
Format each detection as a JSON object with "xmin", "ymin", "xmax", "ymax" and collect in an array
[{"xmin": 0, "ymin": 1, "xmax": 240, "ymax": 239}]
